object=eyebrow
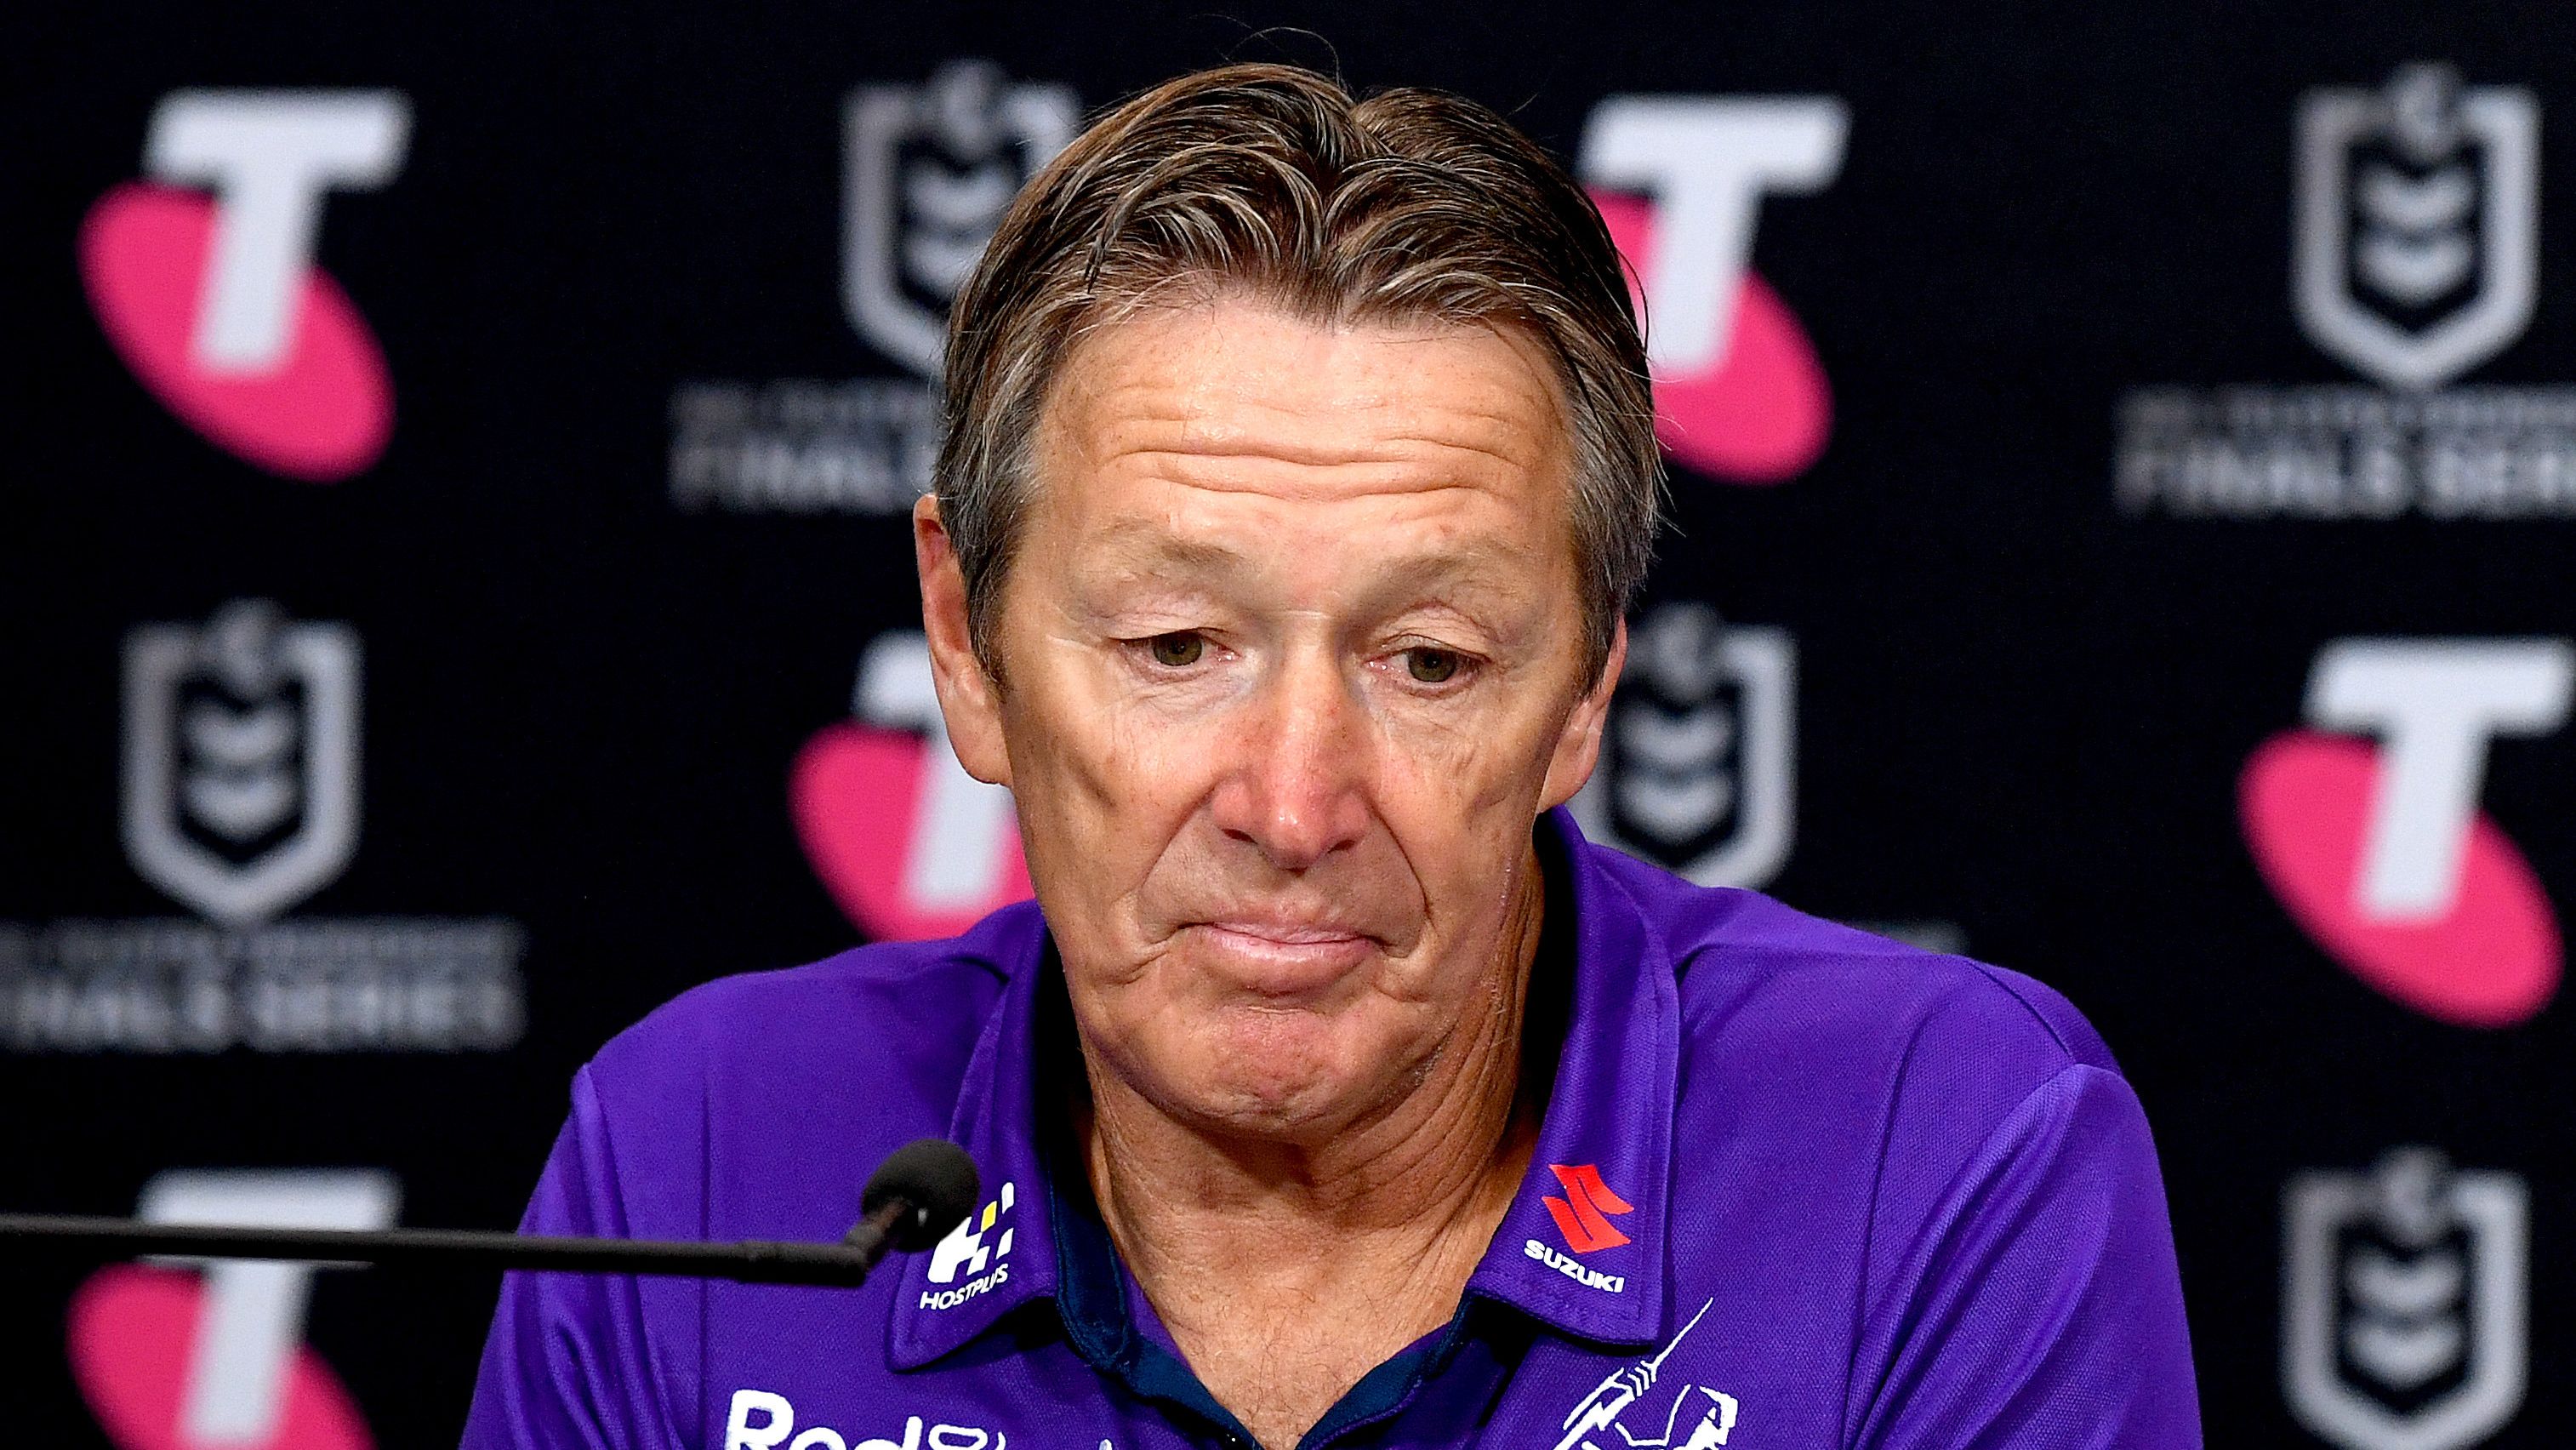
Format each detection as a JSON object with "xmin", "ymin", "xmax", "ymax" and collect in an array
[{"xmin": 1087, "ymin": 522, "xmax": 1246, "ymax": 578}]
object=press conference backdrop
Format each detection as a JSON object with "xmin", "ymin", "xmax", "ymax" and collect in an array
[{"xmin": 6, "ymin": 2, "xmax": 2573, "ymax": 1445}]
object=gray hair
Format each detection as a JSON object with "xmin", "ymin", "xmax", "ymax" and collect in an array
[{"xmin": 936, "ymin": 62, "xmax": 1661, "ymax": 682}]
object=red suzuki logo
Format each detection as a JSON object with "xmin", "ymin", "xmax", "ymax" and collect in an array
[
  {"xmin": 1542, "ymin": 1162, "xmax": 1634, "ymax": 1253},
  {"xmin": 80, "ymin": 91, "xmax": 407, "ymax": 482}
]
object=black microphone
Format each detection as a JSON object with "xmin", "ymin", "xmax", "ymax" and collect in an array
[{"xmin": 0, "ymin": 1137, "xmax": 978, "ymax": 1289}]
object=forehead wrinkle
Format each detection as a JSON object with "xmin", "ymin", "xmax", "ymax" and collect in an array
[
  {"xmin": 1081, "ymin": 408, "xmax": 1554, "ymax": 482},
  {"xmin": 1093, "ymin": 476, "xmax": 1529, "ymax": 556},
  {"xmin": 1080, "ymin": 487, "xmax": 1557, "ymax": 633},
  {"xmin": 1114, "ymin": 451, "xmax": 1511, "ymax": 504}
]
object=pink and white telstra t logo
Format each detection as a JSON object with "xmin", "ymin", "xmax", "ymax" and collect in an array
[
  {"xmin": 80, "ymin": 91, "xmax": 408, "ymax": 482},
  {"xmin": 68, "ymin": 1170, "xmax": 392, "ymax": 1450},
  {"xmin": 2241, "ymin": 638, "xmax": 2572, "ymax": 1026},
  {"xmin": 793, "ymin": 631, "xmax": 1034, "ymax": 943},
  {"xmin": 1580, "ymin": 95, "xmax": 1847, "ymax": 484}
]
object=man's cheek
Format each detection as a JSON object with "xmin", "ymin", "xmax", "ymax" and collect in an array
[
  {"xmin": 1033, "ymin": 720, "xmax": 1217, "ymax": 910},
  {"xmin": 1380, "ymin": 704, "xmax": 1550, "ymax": 809},
  {"xmin": 1078, "ymin": 714, "xmax": 1217, "ymax": 811}
]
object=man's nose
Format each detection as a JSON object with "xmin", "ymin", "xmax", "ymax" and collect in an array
[{"xmin": 1207, "ymin": 652, "xmax": 1371, "ymax": 872}]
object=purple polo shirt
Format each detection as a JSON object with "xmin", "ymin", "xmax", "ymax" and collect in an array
[{"xmin": 463, "ymin": 810, "xmax": 2199, "ymax": 1448}]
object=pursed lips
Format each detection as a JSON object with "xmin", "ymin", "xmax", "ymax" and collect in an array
[{"xmin": 1185, "ymin": 918, "xmax": 1381, "ymax": 998}]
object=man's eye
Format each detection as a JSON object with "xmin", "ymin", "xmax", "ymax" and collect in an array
[
  {"xmin": 1405, "ymin": 648, "xmax": 1462, "ymax": 683},
  {"xmin": 1147, "ymin": 632, "xmax": 1205, "ymax": 667}
]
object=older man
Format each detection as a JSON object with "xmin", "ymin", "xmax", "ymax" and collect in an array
[{"xmin": 465, "ymin": 64, "xmax": 2198, "ymax": 1450}]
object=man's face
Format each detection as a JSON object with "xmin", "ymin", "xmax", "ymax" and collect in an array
[{"xmin": 918, "ymin": 297, "xmax": 1621, "ymax": 1145}]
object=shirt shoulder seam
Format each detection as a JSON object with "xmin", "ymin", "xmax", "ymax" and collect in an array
[
  {"xmin": 1844, "ymin": 1057, "xmax": 2126, "ymax": 1447},
  {"xmin": 1958, "ymin": 957, "xmax": 2080, "ymax": 1065}
]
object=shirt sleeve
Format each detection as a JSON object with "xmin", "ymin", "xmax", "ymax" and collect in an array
[
  {"xmin": 459, "ymin": 1067, "xmax": 696, "ymax": 1450},
  {"xmin": 1848, "ymin": 1062, "xmax": 2202, "ymax": 1449}
]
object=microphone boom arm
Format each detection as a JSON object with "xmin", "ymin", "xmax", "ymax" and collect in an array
[
  {"xmin": 0, "ymin": 1134, "xmax": 982, "ymax": 1291},
  {"xmin": 0, "ymin": 1208, "xmax": 902, "ymax": 1287}
]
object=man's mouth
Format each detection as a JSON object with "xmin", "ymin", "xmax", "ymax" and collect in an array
[{"xmin": 1186, "ymin": 919, "xmax": 1377, "ymax": 996}]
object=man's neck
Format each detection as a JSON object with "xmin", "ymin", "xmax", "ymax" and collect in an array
[{"xmin": 1074, "ymin": 845, "xmax": 1549, "ymax": 1448}]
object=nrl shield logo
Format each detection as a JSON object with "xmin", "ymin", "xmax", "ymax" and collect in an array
[
  {"xmin": 843, "ymin": 61, "xmax": 1077, "ymax": 377},
  {"xmin": 1571, "ymin": 603, "xmax": 1794, "ymax": 890},
  {"xmin": 123, "ymin": 601, "xmax": 360, "ymax": 926},
  {"xmin": 2283, "ymin": 1149, "xmax": 2528, "ymax": 1450},
  {"xmin": 2294, "ymin": 65, "xmax": 2538, "ymax": 391}
]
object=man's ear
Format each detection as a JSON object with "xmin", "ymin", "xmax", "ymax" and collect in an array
[
  {"xmin": 1539, "ymin": 615, "xmax": 1626, "ymax": 812},
  {"xmin": 914, "ymin": 494, "xmax": 1012, "ymax": 788}
]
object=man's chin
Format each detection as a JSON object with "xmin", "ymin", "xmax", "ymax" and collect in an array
[{"xmin": 1154, "ymin": 1019, "xmax": 1399, "ymax": 1145}]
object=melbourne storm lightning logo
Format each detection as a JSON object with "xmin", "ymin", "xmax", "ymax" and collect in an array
[{"xmin": 1553, "ymin": 1300, "xmax": 1738, "ymax": 1450}]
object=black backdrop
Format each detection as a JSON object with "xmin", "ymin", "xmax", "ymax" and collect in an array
[{"xmin": 9, "ymin": 4, "xmax": 2576, "ymax": 1447}]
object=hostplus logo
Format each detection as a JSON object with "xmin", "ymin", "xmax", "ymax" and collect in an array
[
  {"xmin": 672, "ymin": 63, "xmax": 1074, "ymax": 514},
  {"xmin": 69, "ymin": 1170, "xmax": 396, "ymax": 1450},
  {"xmin": 81, "ymin": 90, "xmax": 407, "ymax": 482},
  {"xmin": 792, "ymin": 631, "xmax": 1034, "ymax": 942},
  {"xmin": 0, "ymin": 601, "xmax": 527, "ymax": 1053},
  {"xmin": 1580, "ymin": 94, "xmax": 1846, "ymax": 484},
  {"xmin": 1525, "ymin": 1162, "xmax": 1632, "ymax": 1294},
  {"xmin": 2240, "ymin": 637, "xmax": 2567, "ymax": 1025},
  {"xmin": 2118, "ymin": 65, "xmax": 2576, "ymax": 520},
  {"xmin": 920, "ymin": 1181, "xmax": 1017, "ymax": 1310}
]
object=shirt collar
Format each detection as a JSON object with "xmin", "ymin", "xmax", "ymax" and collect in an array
[
  {"xmin": 886, "ymin": 902, "xmax": 1062, "ymax": 1369},
  {"xmin": 1464, "ymin": 807, "xmax": 1678, "ymax": 1347},
  {"xmin": 885, "ymin": 807, "xmax": 1681, "ymax": 1367}
]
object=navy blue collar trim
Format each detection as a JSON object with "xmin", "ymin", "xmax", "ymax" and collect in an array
[
  {"xmin": 1049, "ymin": 1167, "xmax": 1262, "ymax": 1447},
  {"xmin": 1299, "ymin": 1301, "xmax": 1475, "ymax": 1449},
  {"xmin": 1051, "ymin": 1168, "xmax": 1475, "ymax": 1450}
]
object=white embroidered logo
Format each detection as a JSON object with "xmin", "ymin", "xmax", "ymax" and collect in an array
[
  {"xmin": 1554, "ymin": 1299, "xmax": 1737, "ymax": 1450},
  {"xmin": 725, "ymin": 1390, "xmax": 1007, "ymax": 1450},
  {"xmin": 920, "ymin": 1182, "xmax": 1016, "ymax": 1310}
]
